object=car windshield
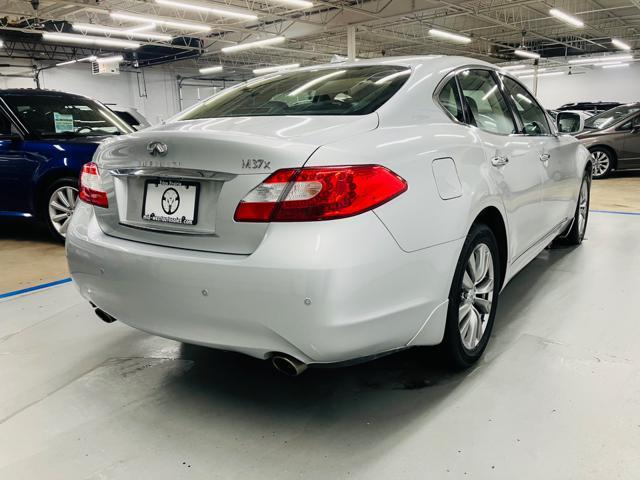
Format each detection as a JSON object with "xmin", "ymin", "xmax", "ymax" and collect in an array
[
  {"xmin": 176, "ymin": 65, "xmax": 411, "ymax": 119},
  {"xmin": 584, "ymin": 105, "xmax": 640, "ymax": 130},
  {"xmin": 1, "ymin": 93, "xmax": 134, "ymax": 137}
]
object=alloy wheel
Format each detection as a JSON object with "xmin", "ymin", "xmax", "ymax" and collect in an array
[
  {"xmin": 458, "ymin": 243, "xmax": 495, "ymax": 351},
  {"xmin": 48, "ymin": 186, "xmax": 78, "ymax": 237},
  {"xmin": 578, "ymin": 178, "xmax": 589, "ymax": 237},
  {"xmin": 590, "ymin": 151, "xmax": 610, "ymax": 178}
]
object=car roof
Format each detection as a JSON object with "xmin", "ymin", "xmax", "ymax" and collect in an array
[{"xmin": 0, "ymin": 88, "xmax": 87, "ymax": 97}]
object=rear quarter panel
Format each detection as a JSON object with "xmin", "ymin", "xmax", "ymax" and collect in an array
[{"xmin": 305, "ymin": 119, "xmax": 508, "ymax": 253}]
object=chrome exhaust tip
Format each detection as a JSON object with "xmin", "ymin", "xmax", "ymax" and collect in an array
[
  {"xmin": 94, "ymin": 308, "xmax": 117, "ymax": 324},
  {"xmin": 271, "ymin": 354, "xmax": 307, "ymax": 376}
]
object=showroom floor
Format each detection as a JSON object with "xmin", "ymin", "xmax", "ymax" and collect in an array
[{"xmin": 1, "ymin": 176, "xmax": 639, "ymax": 479}]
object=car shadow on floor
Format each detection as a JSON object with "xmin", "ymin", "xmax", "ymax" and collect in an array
[{"xmin": 0, "ymin": 217, "xmax": 53, "ymax": 242}]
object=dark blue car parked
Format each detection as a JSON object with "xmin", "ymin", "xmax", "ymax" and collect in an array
[{"xmin": 0, "ymin": 89, "xmax": 133, "ymax": 241}]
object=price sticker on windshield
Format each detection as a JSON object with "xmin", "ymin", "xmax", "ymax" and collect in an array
[{"xmin": 53, "ymin": 113, "xmax": 74, "ymax": 133}]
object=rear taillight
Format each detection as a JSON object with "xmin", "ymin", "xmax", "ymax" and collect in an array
[
  {"xmin": 234, "ymin": 165, "xmax": 407, "ymax": 222},
  {"xmin": 79, "ymin": 162, "xmax": 108, "ymax": 208}
]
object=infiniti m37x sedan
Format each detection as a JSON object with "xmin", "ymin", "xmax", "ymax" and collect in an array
[{"xmin": 67, "ymin": 56, "xmax": 591, "ymax": 375}]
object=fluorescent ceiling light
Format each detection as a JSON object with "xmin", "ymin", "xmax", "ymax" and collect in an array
[
  {"xmin": 56, "ymin": 55, "xmax": 97, "ymax": 67},
  {"xmin": 96, "ymin": 55, "xmax": 124, "ymax": 63},
  {"xmin": 42, "ymin": 32, "xmax": 140, "ymax": 49},
  {"xmin": 519, "ymin": 71, "xmax": 564, "ymax": 79},
  {"xmin": 515, "ymin": 68, "xmax": 547, "ymax": 75},
  {"xmin": 199, "ymin": 65, "xmax": 223, "ymax": 74},
  {"xmin": 549, "ymin": 8, "xmax": 584, "ymax": 28},
  {"xmin": 222, "ymin": 36, "xmax": 286, "ymax": 53},
  {"xmin": 514, "ymin": 49, "xmax": 541, "ymax": 59},
  {"xmin": 155, "ymin": 0, "xmax": 257, "ymax": 21},
  {"xmin": 73, "ymin": 23, "xmax": 172, "ymax": 41},
  {"xmin": 612, "ymin": 39, "xmax": 631, "ymax": 51},
  {"xmin": 568, "ymin": 54, "xmax": 632, "ymax": 64},
  {"xmin": 110, "ymin": 12, "xmax": 211, "ymax": 32},
  {"xmin": 289, "ymin": 70, "xmax": 345, "ymax": 96},
  {"xmin": 127, "ymin": 23, "xmax": 156, "ymax": 32},
  {"xmin": 428, "ymin": 28, "xmax": 471, "ymax": 44},
  {"xmin": 516, "ymin": 93, "xmax": 532, "ymax": 104},
  {"xmin": 374, "ymin": 69, "xmax": 411, "ymax": 84},
  {"xmin": 269, "ymin": 0, "xmax": 313, "ymax": 8},
  {"xmin": 602, "ymin": 63, "xmax": 629, "ymax": 69},
  {"xmin": 253, "ymin": 63, "xmax": 299, "ymax": 74}
]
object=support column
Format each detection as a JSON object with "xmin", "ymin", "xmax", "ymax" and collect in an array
[{"xmin": 347, "ymin": 25, "xmax": 356, "ymax": 60}]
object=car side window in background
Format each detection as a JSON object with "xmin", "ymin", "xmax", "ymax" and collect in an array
[
  {"xmin": 437, "ymin": 78, "xmax": 464, "ymax": 122},
  {"xmin": 457, "ymin": 69, "xmax": 516, "ymax": 135},
  {"xmin": 501, "ymin": 76, "xmax": 550, "ymax": 135}
]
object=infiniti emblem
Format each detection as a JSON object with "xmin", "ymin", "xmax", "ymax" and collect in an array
[{"xmin": 147, "ymin": 141, "xmax": 168, "ymax": 157}]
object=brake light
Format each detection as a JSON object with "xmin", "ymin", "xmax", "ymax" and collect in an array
[
  {"xmin": 79, "ymin": 162, "xmax": 108, "ymax": 208},
  {"xmin": 234, "ymin": 165, "xmax": 407, "ymax": 222}
]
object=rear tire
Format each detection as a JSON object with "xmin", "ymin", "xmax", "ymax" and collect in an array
[
  {"xmin": 589, "ymin": 147, "xmax": 614, "ymax": 179},
  {"xmin": 556, "ymin": 172, "xmax": 591, "ymax": 246},
  {"xmin": 442, "ymin": 224, "xmax": 501, "ymax": 369},
  {"xmin": 43, "ymin": 177, "xmax": 79, "ymax": 243}
]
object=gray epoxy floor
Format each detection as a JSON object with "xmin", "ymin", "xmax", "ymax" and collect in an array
[{"xmin": 1, "ymin": 212, "xmax": 639, "ymax": 479}]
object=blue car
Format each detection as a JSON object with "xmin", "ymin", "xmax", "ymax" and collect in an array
[{"xmin": 0, "ymin": 89, "xmax": 134, "ymax": 241}]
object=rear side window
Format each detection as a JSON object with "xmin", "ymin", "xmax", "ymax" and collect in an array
[
  {"xmin": 457, "ymin": 70, "xmax": 516, "ymax": 135},
  {"xmin": 177, "ymin": 65, "xmax": 411, "ymax": 119},
  {"xmin": 437, "ymin": 78, "xmax": 464, "ymax": 122},
  {"xmin": 501, "ymin": 76, "xmax": 550, "ymax": 135}
]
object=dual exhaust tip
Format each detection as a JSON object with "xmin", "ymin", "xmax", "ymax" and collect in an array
[{"xmin": 93, "ymin": 306, "xmax": 307, "ymax": 376}]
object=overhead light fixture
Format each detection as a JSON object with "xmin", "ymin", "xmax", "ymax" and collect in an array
[
  {"xmin": 612, "ymin": 39, "xmax": 631, "ymax": 51},
  {"xmin": 428, "ymin": 28, "xmax": 472, "ymax": 44},
  {"xmin": 56, "ymin": 55, "xmax": 97, "ymax": 67},
  {"xmin": 514, "ymin": 49, "xmax": 541, "ymax": 59},
  {"xmin": 96, "ymin": 55, "xmax": 124, "ymax": 64},
  {"xmin": 111, "ymin": 12, "xmax": 212, "ymax": 32},
  {"xmin": 222, "ymin": 36, "xmax": 286, "ymax": 53},
  {"xmin": 73, "ymin": 23, "xmax": 173, "ymax": 41},
  {"xmin": 568, "ymin": 54, "xmax": 632, "ymax": 64},
  {"xmin": 515, "ymin": 68, "xmax": 547, "ymax": 75},
  {"xmin": 127, "ymin": 23, "xmax": 157, "ymax": 32},
  {"xmin": 253, "ymin": 63, "xmax": 299, "ymax": 74},
  {"xmin": 155, "ymin": 0, "xmax": 257, "ymax": 21},
  {"xmin": 519, "ymin": 71, "xmax": 564, "ymax": 79},
  {"xmin": 199, "ymin": 65, "xmax": 223, "ymax": 74},
  {"xmin": 269, "ymin": 0, "xmax": 313, "ymax": 8},
  {"xmin": 549, "ymin": 8, "xmax": 584, "ymax": 28},
  {"xmin": 602, "ymin": 63, "xmax": 629, "ymax": 69},
  {"xmin": 42, "ymin": 32, "xmax": 140, "ymax": 49}
]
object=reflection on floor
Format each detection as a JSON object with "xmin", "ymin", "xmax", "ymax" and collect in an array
[{"xmin": 1, "ymin": 213, "xmax": 639, "ymax": 478}]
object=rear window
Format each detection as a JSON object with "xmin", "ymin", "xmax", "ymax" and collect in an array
[{"xmin": 177, "ymin": 65, "xmax": 411, "ymax": 119}]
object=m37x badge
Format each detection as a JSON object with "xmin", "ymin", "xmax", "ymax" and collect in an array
[{"xmin": 147, "ymin": 141, "xmax": 169, "ymax": 157}]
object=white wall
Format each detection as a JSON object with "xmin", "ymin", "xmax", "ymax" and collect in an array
[
  {"xmin": 39, "ymin": 64, "xmax": 182, "ymax": 125},
  {"xmin": 519, "ymin": 62, "xmax": 640, "ymax": 110},
  {"xmin": 0, "ymin": 59, "xmax": 196, "ymax": 124}
]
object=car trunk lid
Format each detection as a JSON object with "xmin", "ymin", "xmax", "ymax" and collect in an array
[{"xmin": 92, "ymin": 114, "xmax": 378, "ymax": 254}]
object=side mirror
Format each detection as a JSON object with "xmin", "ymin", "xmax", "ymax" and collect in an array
[{"xmin": 556, "ymin": 112, "xmax": 584, "ymax": 134}]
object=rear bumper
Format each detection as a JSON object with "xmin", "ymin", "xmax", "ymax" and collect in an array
[{"xmin": 66, "ymin": 202, "xmax": 462, "ymax": 363}]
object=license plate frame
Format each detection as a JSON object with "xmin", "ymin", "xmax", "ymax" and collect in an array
[{"xmin": 141, "ymin": 178, "xmax": 200, "ymax": 226}]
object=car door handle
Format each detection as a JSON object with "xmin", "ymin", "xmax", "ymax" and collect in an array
[
  {"xmin": 539, "ymin": 153, "xmax": 551, "ymax": 162},
  {"xmin": 491, "ymin": 155, "xmax": 509, "ymax": 167}
]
